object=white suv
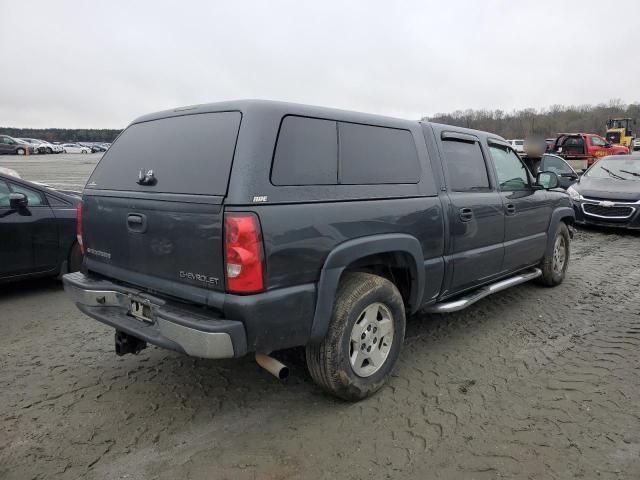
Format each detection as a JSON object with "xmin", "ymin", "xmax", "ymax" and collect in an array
[
  {"xmin": 20, "ymin": 138, "xmax": 63, "ymax": 154},
  {"xmin": 508, "ymin": 139, "xmax": 525, "ymax": 154}
]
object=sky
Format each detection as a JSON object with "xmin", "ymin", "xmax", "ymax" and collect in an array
[{"xmin": 1, "ymin": 0, "xmax": 638, "ymax": 128}]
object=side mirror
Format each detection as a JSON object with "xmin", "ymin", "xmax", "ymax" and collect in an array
[
  {"xmin": 605, "ymin": 143, "xmax": 612, "ymax": 148},
  {"xmin": 536, "ymin": 171, "xmax": 559, "ymax": 189},
  {"xmin": 9, "ymin": 192, "xmax": 28, "ymax": 209}
]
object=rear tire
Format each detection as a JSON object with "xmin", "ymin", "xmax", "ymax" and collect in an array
[
  {"xmin": 306, "ymin": 272, "xmax": 406, "ymax": 401},
  {"xmin": 537, "ymin": 222, "xmax": 570, "ymax": 286},
  {"xmin": 16, "ymin": 148, "xmax": 25, "ymax": 155},
  {"xmin": 68, "ymin": 243, "xmax": 83, "ymax": 273}
]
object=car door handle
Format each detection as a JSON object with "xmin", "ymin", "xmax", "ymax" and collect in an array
[
  {"xmin": 127, "ymin": 213, "xmax": 147, "ymax": 232},
  {"xmin": 459, "ymin": 207, "xmax": 474, "ymax": 222},
  {"xmin": 505, "ymin": 204, "xmax": 516, "ymax": 215}
]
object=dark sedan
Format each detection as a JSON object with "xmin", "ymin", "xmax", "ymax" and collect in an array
[
  {"xmin": 568, "ymin": 153, "xmax": 640, "ymax": 229},
  {"xmin": 539, "ymin": 154, "xmax": 580, "ymax": 189},
  {"xmin": 0, "ymin": 171, "xmax": 83, "ymax": 282},
  {"xmin": 91, "ymin": 144, "xmax": 109, "ymax": 153}
]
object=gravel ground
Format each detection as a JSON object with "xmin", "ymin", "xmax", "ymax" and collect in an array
[{"xmin": 1, "ymin": 154, "xmax": 639, "ymax": 479}]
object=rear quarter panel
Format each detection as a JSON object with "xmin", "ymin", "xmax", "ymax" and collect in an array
[{"xmin": 230, "ymin": 197, "xmax": 445, "ymax": 292}]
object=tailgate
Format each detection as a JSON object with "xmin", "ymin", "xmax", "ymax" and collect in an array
[{"xmin": 83, "ymin": 194, "xmax": 225, "ymax": 293}]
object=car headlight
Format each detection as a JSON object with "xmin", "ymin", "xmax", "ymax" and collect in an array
[{"xmin": 567, "ymin": 185, "xmax": 581, "ymax": 201}]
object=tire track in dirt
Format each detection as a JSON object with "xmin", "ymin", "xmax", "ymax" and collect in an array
[{"xmin": 1, "ymin": 229, "xmax": 639, "ymax": 479}]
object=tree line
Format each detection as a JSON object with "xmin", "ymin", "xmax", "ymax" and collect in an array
[
  {"xmin": 3, "ymin": 99, "xmax": 639, "ymax": 143},
  {"xmin": 425, "ymin": 100, "xmax": 640, "ymax": 139},
  {"xmin": 0, "ymin": 128, "xmax": 122, "ymax": 143}
]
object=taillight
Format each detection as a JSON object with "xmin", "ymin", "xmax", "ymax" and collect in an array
[
  {"xmin": 224, "ymin": 213, "xmax": 265, "ymax": 293},
  {"xmin": 76, "ymin": 203, "xmax": 84, "ymax": 254}
]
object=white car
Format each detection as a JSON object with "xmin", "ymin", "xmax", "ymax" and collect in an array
[
  {"xmin": 633, "ymin": 138, "xmax": 640, "ymax": 151},
  {"xmin": 61, "ymin": 143, "xmax": 91, "ymax": 154},
  {"xmin": 507, "ymin": 139, "xmax": 525, "ymax": 154},
  {"xmin": 18, "ymin": 138, "xmax": 45, "ymax": 154},
  {"xmin": 19, "ymin": 138, "xmax": 63, "ymax": 154}
]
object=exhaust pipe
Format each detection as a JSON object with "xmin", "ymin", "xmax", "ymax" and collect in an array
[{"xmin": 255, "ymin": 353, "xmax": 289, "ymax": 380}]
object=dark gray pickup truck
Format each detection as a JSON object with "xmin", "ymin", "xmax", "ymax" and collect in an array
[{"xmin": 63, "ymin": 100, "xmax": 574, "ymax": 400}]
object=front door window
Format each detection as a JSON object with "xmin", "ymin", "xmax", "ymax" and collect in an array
[{"xmin": 489, "ymin": 145, "xmax": 530, "ymax": 191}]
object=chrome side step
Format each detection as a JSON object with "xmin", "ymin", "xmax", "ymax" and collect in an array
[{"xmin": 424, "ymin": 268, "xmax": 542, "ymax": 313}]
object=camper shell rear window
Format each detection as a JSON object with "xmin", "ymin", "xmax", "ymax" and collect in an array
[{"xmin": 87, "ymin": 111, "xmax": 241, "ymax": 195}]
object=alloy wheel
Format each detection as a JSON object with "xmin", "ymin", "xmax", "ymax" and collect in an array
[
  {"xmin": 552, "ymin": 235, "xmax": 566, "ymax": 274},
  {"xmin": 349, "ymin": 302, "xmax": 394, "ymax": 377}
]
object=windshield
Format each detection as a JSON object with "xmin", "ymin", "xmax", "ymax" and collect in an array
[
  {"xmin": 586, "ymin": 158, "xmax": 640, "ymax": 180},
  {"xmin": 609, "ymin": 120, "xmax": 628, "ymax": 129}
]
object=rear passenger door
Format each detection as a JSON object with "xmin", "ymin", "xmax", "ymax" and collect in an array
[
  {"xmin": 487, "ymin": 141, "xmax": 550, "ymax": 273},
  {"xmin": 438, "ymin": 132, "xmax": 505, "ymax": 295}
]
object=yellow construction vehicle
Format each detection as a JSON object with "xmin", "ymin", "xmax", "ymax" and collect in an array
[{"xmin": 605, "ymin": 118, "xmax": 635, "ymax": 149}]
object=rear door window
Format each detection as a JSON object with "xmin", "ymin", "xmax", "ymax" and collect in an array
[
  {"xmin": 87, "ymin": 112, "xmax": 242, "ymax": 195},
  {"xmin": 338, "ymin": 123, "xmax": 420, "ymax": 184},
  {"xmin": 271, "ymin": 116, "xmax": 337, "ymax": 185},
  {"xmin": 441, "ymin": 139, "xmax": 490, "ymax": 191}
]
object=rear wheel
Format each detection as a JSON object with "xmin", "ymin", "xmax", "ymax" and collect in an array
[
  {"xmin": 306, "ymin": 272, "xmax": 406, "ymax": 401},
  {"xmin": 16, "ymin": 148, "xmax": 25, "ymax": 155},
  {"xmin": 538, "ymin": 222, "xmax": 570, "ymax": 286}
]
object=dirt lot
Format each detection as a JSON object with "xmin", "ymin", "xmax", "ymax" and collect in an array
[
  {"xmin": 0, "ymin": 153, "xmax": 101, "ymax": 191},
  {"xmin": 1, "ymin": 155, "xmax": 639, "ymax": 479}
]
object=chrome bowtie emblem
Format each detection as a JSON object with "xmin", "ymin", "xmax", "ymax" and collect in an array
[
  {"xmin": 598, "ymin": 201, "xmax": 615, "ymax": 208},
  {"xmin": 137, "ymin": 169, "xmax": 157, "ymax": 186}
]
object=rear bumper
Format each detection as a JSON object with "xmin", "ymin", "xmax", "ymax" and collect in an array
[
  {"xmin": 63, "ymin": 272, "xmax": 247, "ymax": 358},
  {"xmin": 64, "ymin": 270, "xmax": 318, "ymax": 357}
]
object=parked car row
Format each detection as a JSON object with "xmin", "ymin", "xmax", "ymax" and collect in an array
[
  {"xmin": 0, "ymin": 135, "xmax": 111, "ymax": 155},
  {"xmin": 18, "ymin": 138, "xmax": 64, "ymax": 154},
  {"xmin": 509, "ymin": 133, "xmax": 631, "ymax": 171}
]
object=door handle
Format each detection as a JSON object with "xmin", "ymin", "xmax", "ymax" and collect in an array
[
  {"xmin": 459, "ymin": 207, "xmax": 474, "ymax": 222},
  {"xmin": 505, "ymin": 204, "xmax": 516, "ymax": 215},
  {"xmin": 127, "ymin": 213, "xmax": 147, "ymax": 232}
]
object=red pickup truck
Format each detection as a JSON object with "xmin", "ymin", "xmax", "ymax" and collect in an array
[{"xmin": 549, "ymin": 133, "xmax": 629, "ymax": 171}]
